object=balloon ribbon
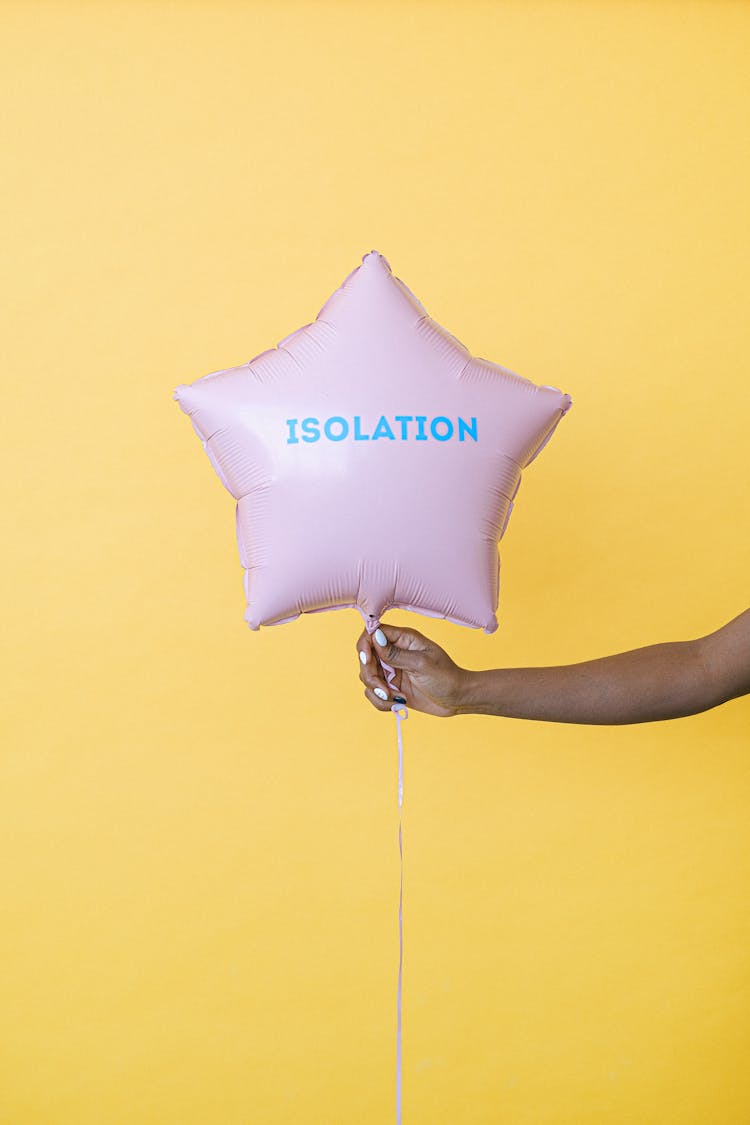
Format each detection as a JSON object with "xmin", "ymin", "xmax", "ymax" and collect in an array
[
  {"xmin": 366, "ymin": 618, "xmax": 408, "ymax": 1122},
  {"xmin": 392, "ymin": 699, "xmax": 407, "ymax": 1123}
]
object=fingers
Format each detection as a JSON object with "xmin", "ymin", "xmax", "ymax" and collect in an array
[
  {"xmin": 371, "ymin": 624, "xmax": 428, "ymax": 673},
  {"xmin": 356, "ymin": 627, "xmax": 407, "ymax": 704},
  {"xmin": 375, "ymin": 624, "xmax": 432, "ymax": 652},
  {"xmin": 363, "ymin": 684, "xmax": 392, "ymax": 712},
  {"xmin": 356, "ymin": 630, "xmax": 392, "ymax": 701},
  {"xmin": 356, "ymin": 629, "xmax": 373, "ymax": 666}
]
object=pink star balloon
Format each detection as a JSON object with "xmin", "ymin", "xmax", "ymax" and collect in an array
[{"xmin": 173, "ymin": 250, "xmax": 572, "ymax": 636}]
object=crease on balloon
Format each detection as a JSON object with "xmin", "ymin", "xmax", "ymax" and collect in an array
[{"xmin": 277, "ymin": 344, "xmax": 305, "ymax": 373}]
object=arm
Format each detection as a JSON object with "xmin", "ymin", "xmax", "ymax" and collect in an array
[
  {"xmin": 357, "ymin": 609, "xmax": 750, "ymax": 724},
  {"xmin": 459, "ymin": 609, "xmax": 750, "ymax": 724}
]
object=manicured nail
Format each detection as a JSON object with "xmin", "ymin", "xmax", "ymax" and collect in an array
[
  {"xmin": 394, "ymin": 695, "xmax": 406, "ymax": 704},
  {"xmin": 359, "ymin": 650, "xmax": 367, "ymax": 664},
  {"xmin": 374, "ymin": 687, "xmax": 388, "ymax": 700},
  {"xmin": 374, "ymin": 628, "xmax": 387, "ymax": 646}
]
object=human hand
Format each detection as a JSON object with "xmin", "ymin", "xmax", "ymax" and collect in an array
[{"xmin": 356, "ymin": 623, "xmax": 468, "ymax": 717}]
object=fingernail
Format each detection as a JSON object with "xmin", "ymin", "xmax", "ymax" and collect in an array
[
  {"xmin": 374, "ymin": 687, "xmax": 388, "ymax": 700},
  {"xmin": 394, "ymin": 695, "xmax": 406, "ymax": 704},
  {"xmin": 374, "ymin": 628, "xmax": 387, "ymax": 646},
  {"xmin": 359, "ymin": 650, "xmax": 367, "ymax": 664}
]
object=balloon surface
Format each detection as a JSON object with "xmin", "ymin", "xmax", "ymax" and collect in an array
[{"xmin": 173, "ymin": 250, "xmax": 572, "ymax": 634}]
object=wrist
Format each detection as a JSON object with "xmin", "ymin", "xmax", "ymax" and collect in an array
[{"xmin": 454, "ymin": 668, "xmax": 492, "ymax": 716}]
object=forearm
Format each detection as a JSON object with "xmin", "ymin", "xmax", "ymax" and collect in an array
[{"xmin": 457, "ymin": 637, "xmax": 716, "ymax": 725}]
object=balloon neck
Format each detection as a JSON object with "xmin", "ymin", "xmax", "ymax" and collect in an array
[
  {"xmin": 361, "ymin": 610, "xmax": 381, "ymax": 636},
  {"xmin": 358, "ymin": 611, "xmax": 407, "ymax": 716}
]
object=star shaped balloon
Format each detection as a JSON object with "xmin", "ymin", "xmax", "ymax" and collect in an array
[{"xmin": 173, "ymin": 250, "xmax": 572, "ymax": 637}]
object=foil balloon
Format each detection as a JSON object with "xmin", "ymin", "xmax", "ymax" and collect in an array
[{"xmin": 173, "ymin": 249, "xmax": 572, "ymax": 636}]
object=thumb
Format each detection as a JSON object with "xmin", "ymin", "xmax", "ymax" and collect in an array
[{"xmin": 373, "ymin": 625, "xmax": 428, "ymax": 673}]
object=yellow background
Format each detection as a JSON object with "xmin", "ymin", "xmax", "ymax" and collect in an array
[{"xmin": 2, "ymin": 2, "xmax": 748, "ymax": 1122}]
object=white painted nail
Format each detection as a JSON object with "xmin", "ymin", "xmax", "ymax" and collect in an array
[
  {"xmin": 374, "ymin": 628, "xmax": 387, "ymax": 646},
  {"xmin": 374, "ymin": 687, "xmax": 388, "ymax": 700},
  {"xmin": 359, "ymin": 650, "xmax": 367, "ymax": 664}
]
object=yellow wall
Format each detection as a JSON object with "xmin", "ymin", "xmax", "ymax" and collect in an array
[{"xmin": 2, "ymin": 2, "xmax": 748, "ymax": 1121}]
